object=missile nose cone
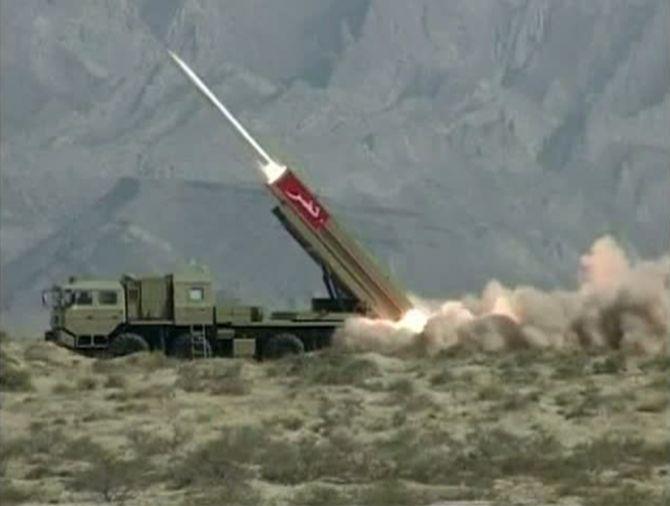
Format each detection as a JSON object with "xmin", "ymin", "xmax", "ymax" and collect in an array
[{"xmin": 167, "ymin": 50, "xmax": 187, "ymax": 70}]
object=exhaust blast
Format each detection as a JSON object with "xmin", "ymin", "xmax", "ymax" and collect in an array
[{"xmin": 335, "ymin": 236, "xmax": 670, "ymax": 357}]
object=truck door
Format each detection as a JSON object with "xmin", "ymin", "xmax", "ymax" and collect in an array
[
  {"xmin": 139, "ymin": 276, "xmax": 172, "ymax": 320},
  {"xmin": 94, "ymin": 290, "xmax": 125, "ymax": 334}
]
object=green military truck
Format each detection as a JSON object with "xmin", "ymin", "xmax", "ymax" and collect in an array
[{"xmin": 43, "ymin": 265, "xmax": 351, "ymax": 359}]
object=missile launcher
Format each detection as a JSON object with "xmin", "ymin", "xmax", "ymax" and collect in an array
[
  {"xmin": 269, "ymin": 169, "xmax": 411, "ymax": 320},
  {"xmin": 168, "ymin": 52, "xmax": 413, "ymax": 321},
  {"xmin": 39, "ymin": 52, "xmax": 417, "ymax": 362}
]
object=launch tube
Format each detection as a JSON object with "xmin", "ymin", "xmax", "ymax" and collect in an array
[{"xmin": 168, "ymin": 51, "xmax": 413, "ymax": 320}]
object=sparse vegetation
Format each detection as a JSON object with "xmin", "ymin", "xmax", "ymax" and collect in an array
[
  {"xmin": 51, "ymin": 381, "xmax": 74, "ymax": 394},
  {"xmin": 0, "ymin": 479, "xmax": 30, "ymax": 505},
  {"xmin": 0, "ymin": 334, "xmax": 33, "ymax": 392},
  {"xmin": 77, "ymin": 375, "xmax": 98, "ymax": 390},
  {"xmin": 640, "ymin": 355, "xmax": 670, "ymax": 372},
  {"xmin": 176, "ymin": 360, "xmax": 249, "ymax": 395},
  {"xmin": 584, "ymin": 487, "xmax": 669, "ymax": 506},
  {"xmin": 1, "ymin": 337, "xmax": 667, "ymax": 504},
  {"xmin": 291, "ymin": 483, "xmax": 351, "ymax": 505},
  {"xmin": 428, "ymin": 367, "xmax": 454, "ymax": 386},
  {"xmin": 274, "ymin": 349, "xmax": 381, "ymax": 386},
  {"xmin": 476, "ymin": 382, "xmax": 505, "ymax": 401},
  {"xmin": 591, "ymin": 352, "xmax": 626, "ymax": 374},
  {"xmin": 171, "ymin": 425, "xmax": 260, "ymax": 499},
  {"xmin": 103, "ymin": 373, "xmax": 127, "ymax": 389},
  {"xmin": 126, "ymin": 351, "xmax": 177, "ymax": 371},
  {"xmin": 553, "ymin": 352, "xmax": 591, "ymax": 378},
  {"xmin": 0, "ymin": 360, "xmax": 32, "ymax": 391},
  {"xmin": 69, "ymin": 449, "xmax": 145, "ymax": 502}
]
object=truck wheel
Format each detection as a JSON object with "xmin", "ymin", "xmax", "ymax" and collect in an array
[
  {"xmin": 109, "ymin": 333, "xmax": 149, "ymax": 357},
  {"xmin": 172, "ymin": 333, "xmax": 212, "ymax": 360},
  {"xmin": 264, "ymin": 333, "xmax": 305, "ymax": 359}
]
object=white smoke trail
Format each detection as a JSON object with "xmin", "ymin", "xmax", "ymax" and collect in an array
[{"xmin": 335, "ymin": 236, "xmax": 670, "ymax": 356}]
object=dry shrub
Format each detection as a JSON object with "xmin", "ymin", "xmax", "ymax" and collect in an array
[
  {"xmin": 13, "ymin": 424, "xmax": 67, "ymax": 459},
  {"xmin": 0, "ymin": 479, "xmax": 30, "ymax": 505},
  {"xmin": 356, "ymin": 479, "xmax": 437, "ymax": 506},
  {"xmin": 51, "ymin": 382, "xmax": 74, "ymax": 394},
  {"xmin": 127, "ymin": 424, "xmax": 193, "ymax": 460},
  {"xmin": 127, "ymin": 429, "xmax": 173, "ymax": 459},
  {"xmin": 387, "ymin": 378, "xmax": 415, "ymax": 397},
  {"xmin": 381, "ymin": 378, "xmax": 436, "ymax": 414},
  {"xmin": 0, "ymin": 440, "xmax": 34, "ymax": 503},
  {"xmin": 476, "ymin": 382, "xmax": 505, "ymax": 401},
  {"xmin": 428, "ymin": 367, "xmax": 454, "ymax": 387},
  {"xmin": 60, "ymin": 436, "xmax": 148, "ymax": 502},
  {"xmin": 125, "ymin": 351, "xmax": 176, "ymax": 371},
  {"xmin": 498, "ymin": 389, "xmax": 540, "ymax": 411},
  {"xmin": 635, "ymin": 393, "xmax": 668, "ymax": 413},
  {"xmin": 0, "ymin": 363, "xmax": 32, "ymax": 392},
  {"xmin": 92, "ymin": 351, "xmax": 175, "ymax": 376},
  {"xmin": 277, "ymin": 349, "xmax": 381, "ymax": 386},
  {"xmin": 291, "ymin": 483, "xmax": 351, "ymax": 505},
  {"xmin": 377, "ymin": 426, "xmax": 565, "ymax": 490},
  {"xmin": 0, "ymin": 344, "xmax": 32, "ymax": 392},
  {"xmin": 566, "ymin": 436, "xmax": 669, "ymax": 482},
  {"xmin": 261, "ymin": 429, "xmax": 390, "ymax": 484},
  {"xmin": 77, "ymin": 376, "xmax": 97, "ymax": 391},
  {"xmin": 268, "ymin": 415, "xmax": 304, "ymax": 431},
  {"xmin": 180, "ymin": 486, "xmax": 260, "ymax": 506},
  {"xmin": 103, "ymin": 373, "xmax": 127, "ymax": 389},
  {"xmin": 585, "ymin": 486, "xmax": 670, "ymax": 506},
  {"xmin": 640, "ymin": 355, "xmax": 670, "ymax": 372},
  {"xmin": 171, "ymin": 426, "xmax": 261, "ymax": 502},
  {"xmin": 176, "ymin": 360, "xmax": 249, "ymax": 395},
  {"xmin": 22, "ymin": 343, "xmax": 55, "ymax": 363},
  {"xmin": 591, "ymin": 352, "xmax": 627, "ymax": 374},
  {"xmin": 69, "ymin": 451, "xmax": 145, "ymax": 503},
  {"xmin": 180, "ymin": 427, "xmax": 388, "ymax": 488},
  {"xmin": 128, "ymin": 384, "xmax": 173, "ymax": 400},
  {"xmin": 552, "ymin": 352, "xmax": 591, "ymax": 378},
  {"xmin": 91, "ymin": 358, "xmax": 119, "ymax": 375}
]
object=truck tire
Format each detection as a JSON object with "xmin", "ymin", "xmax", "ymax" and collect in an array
[
  {"xmin": 171, "ymin": 333, "xmax": 212, "ymax": 360},
  {"xmin": 109, "ymin": 333, "xmax": 149, "ymax": 357},
  {"xmin": 264, "ymin": 333, "xmax": 305, "ymax": 359}
]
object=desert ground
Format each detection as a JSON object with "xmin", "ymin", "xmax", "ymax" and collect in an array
[{"xmin": 1, "ymin": 331, "xmax": 668, "ymax": 506}]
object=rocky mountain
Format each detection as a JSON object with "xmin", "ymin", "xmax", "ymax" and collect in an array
[{"xmin": 1, "ymin": 0, "xmax": 668, "ymax": 331}]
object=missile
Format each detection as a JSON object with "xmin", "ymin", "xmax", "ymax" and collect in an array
[
  {"xmin": 168, "ymin": 51, "xmax": 413, "ymax": 320},
  {"xmin": 168, "ymin": 52, "xmax": 274, "ymax": 165},
  {"xmin": 168, "ymin": 51, "xmax": 287, "ymax": 182}
]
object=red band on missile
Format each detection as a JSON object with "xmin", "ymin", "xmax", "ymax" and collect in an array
[{"xmin": 273, "ymin": 171, "xmax": 330, "ymax": 229}]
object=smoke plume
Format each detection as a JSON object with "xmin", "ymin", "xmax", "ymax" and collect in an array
[{"xmin": 335, "ymin": 236, "xmax": 670, "ymax": 356}]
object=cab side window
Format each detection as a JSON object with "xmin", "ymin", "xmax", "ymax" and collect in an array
[
  {"xmin": 98, "ymin": 291, "xmax": 118, "ymax": 305},
  {"xmin": 188, "ymin": 287, "xmax": 204, "ymax": 302},
  {"xmin": 74, "ymin": 290, "xmax": 93, "ymax": 306}
]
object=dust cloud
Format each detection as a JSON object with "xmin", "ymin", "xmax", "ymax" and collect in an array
[{"xmin": 335, "ymin": 236, "xmax": 670, "ymax": 356}]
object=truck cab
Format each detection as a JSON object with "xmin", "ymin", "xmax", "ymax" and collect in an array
[{"xmin": 43, "ymin": 279, "xmax": 125, "ymax": 350}]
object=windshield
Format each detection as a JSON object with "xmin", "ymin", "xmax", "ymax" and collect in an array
[{"xmin": 42, "ymin": 288, "xmax": 74, "ymax": 308}]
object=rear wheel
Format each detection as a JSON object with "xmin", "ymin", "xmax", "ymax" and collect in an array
[
  {"xmin": 109, "ymin": 333, "xmax": 149, "ymax": 357},
  {"xmin": 264, "ymin": 333, "xmax": 305, "ymax": 359},
  {"xmin": 171, "ymin": 333, "xmax": 212, "ymax": 360}
]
